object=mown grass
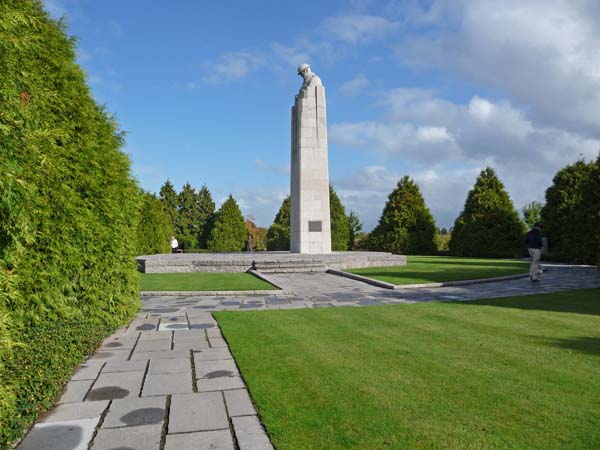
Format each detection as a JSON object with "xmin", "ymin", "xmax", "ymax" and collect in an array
[
  {"xmin": 140, "ymin": 272, "xmax": 277, "ymax": 291},
  {"xmin": 348, "ymin": 255, "xmax": 530, "ymax": 285},
  {"xmin": 215, "ymin": 288, "xmax": 600, "ymax": 450}
]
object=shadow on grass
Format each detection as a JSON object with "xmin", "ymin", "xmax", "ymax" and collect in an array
[
  {"xmin": 547, "ymin": 337, "xmax": 600, "ymax": 357},
  {"xmin": 452, "ymin": 289, "xmax": 600, "ymax": 316}
]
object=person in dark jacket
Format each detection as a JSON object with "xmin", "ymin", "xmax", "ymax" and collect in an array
[{"xmin": 525, "ymin": 223, "xmax": 544, "ymax": 282}]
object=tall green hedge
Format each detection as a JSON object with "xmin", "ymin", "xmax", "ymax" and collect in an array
[
  {"xmin": 266, "ymin": 196, "xmax": 291, "ymax": 251},
  {"xmin": 449, "ymin": 167, "xmax": 525, "ymax": 257},
  {"xmin": 0, "ymin": 1, "xmax": 140, "ymax": 446},
  {"xmin": 368, "ymin": 176, "xmax": 437, "ymax": 255}
]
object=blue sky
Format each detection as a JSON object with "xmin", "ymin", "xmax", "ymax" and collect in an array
[{"xmin": 44, "ymin": 0, "xmax": 600, "ymax": 230}]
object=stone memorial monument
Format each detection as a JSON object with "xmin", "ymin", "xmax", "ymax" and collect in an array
[{"xmin": 290, "ymin": 63, "xmax": 332, "ymax": 254}]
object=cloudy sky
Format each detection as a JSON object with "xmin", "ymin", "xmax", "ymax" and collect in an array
[{"xmin": 44, "ymin": 0, "xmax": 600, "ymax": 230}]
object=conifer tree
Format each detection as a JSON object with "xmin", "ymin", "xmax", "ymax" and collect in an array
[
  {"xmin": 540, "ymin": 160, "xmax": 595, "ymax": 260},
  {"xmin": 573, "ymin": 156, "xmax": 600, "ymax": 265},
  {"xmin": 207, "ymin": 195, "xmax": 247, "ymax": 252},
  {"xmin": 368, "ymin": 176, "xmax": 437, "ymax": 254},
  {"xmin": 159, "ymin": 179, "xmax": 178, "ymax": 232},
  {"xmin": 137, "ymin": 191, "xmax": 173, "ymax": 255},
  {"xmin": 266, "ymin": 197, "xmax": 291, "ymax": 251},
  {"xmin": 330, "ymin": 186, "xmax": 349, "ymax": 251},
  {"xmin": 449, "ymin": 167, "xmax": 525, "ymax": 257},
  {"xmin": 197, "ymin": 184, "xmax": 215, "ymax": 249},
  {"xmin": 177, "ymin": 182, "xmax": 200, "ymax": 249}
]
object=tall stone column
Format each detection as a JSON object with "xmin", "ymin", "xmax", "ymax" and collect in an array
[{"xmin": 290, "ymin": 65, "xmax": 332, "ymax": 254}]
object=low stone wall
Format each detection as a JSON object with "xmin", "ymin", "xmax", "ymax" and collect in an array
[{"xmin": 136, "ymin": 251, "xmax": 407, "ymax": 274}]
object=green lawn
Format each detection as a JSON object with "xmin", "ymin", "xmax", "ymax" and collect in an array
[
  {"xmin": 215, "ymin": 288, "xmax": 600, "ymax": 450},
  {"xmin": 140, "ymin": 272, "xmax": 277, "ymax": 291},
  {"xmin": 348, "ymin": 255, "xmax": 530, "ymax": 285}
]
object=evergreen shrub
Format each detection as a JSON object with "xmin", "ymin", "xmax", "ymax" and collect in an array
[
  {"xmin": 329, "ymin": 186, "xmax": 349, "ymax": 251},
  {"xmin": 137, "ymin": 191, "xmax": 173, "ymax": 255},
  {"xmin": 266, "ymin": 197, "xmax": 291, "ymax": 251},
  {"xmin": 0, "ymin": 2, "xmax": 140, "ymax": 445},
  {"xmin": 449, "ymin": 167, "xmax": 525, "ymax": 257},
  {"xmin": 207, "ymin": 195, "xmax": 247, "ymax": 252},
  {"xmin": 368, "ymin": 176, "xmax": 437, "ymax": 255}
]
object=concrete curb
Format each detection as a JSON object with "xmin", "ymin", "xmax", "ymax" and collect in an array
[
  {"xmin": 247, "ymin": 269, "xmax": 287, "ymax": 290},
  {"xmin": 141, "ymin": 289, "xmax": 291, "ymax": 297},
  {"xmin": 327, "ymin": 269, "xmax": 531, "ymax": 290}
]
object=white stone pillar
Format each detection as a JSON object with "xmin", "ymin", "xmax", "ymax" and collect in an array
[{"xmin": 290, "ymin": 84, "xmax": 332, "ymax": 254}]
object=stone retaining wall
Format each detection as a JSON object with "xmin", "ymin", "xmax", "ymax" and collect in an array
[{"xmin": 136, "ymin": 251, "xmax": 407, "ymax": 274}]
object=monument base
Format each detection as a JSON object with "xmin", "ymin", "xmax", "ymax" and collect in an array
[{"xmin": 136, "ymin": 251, "xmax": 406, "ymax": 274}]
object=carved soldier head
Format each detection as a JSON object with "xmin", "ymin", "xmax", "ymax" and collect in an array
[{"xmin": 297, "ymin": 63, "xmax": 311, "ymax": 78}]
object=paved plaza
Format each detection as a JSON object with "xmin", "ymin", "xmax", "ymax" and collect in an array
[{"xmin": 17, "ymin": 265, "xmax": 600, "ymax": 449}]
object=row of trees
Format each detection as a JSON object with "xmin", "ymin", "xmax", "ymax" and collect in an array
[
  {"xmin": 265, "ymin": 186, "xmax": 363, "ymax": 251},
  {"xmin": 137, "ymin": 181, "xmax": 256, "ymax": 254}
]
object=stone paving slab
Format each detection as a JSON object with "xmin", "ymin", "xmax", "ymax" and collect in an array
[
  {"xmin": 39, "ymin": 401, "xmax": 109, "ymax": 422},
  {"xmin": 232, "ymin": 415, "xmax": 275, "ymax": 450},
  {"xmin": 164, "ymin": 429, "xmax": 234, "ymax": 450},
  {"xmin": 196, "ymin": 376, "xmax": 246, "ymax": 392},
  {"xmin": 169, "ymin": 392, "xmax": 229, "ymax": 433},
  {"xmin": 224, "ymin": 389, "xmax": 256, "ymax": 417},
  {"xmin": 102, "ymin": 396, "xmax": 167, "ymax": 428},
  {"xmin": 195, "ymin": 359, "xmax": 239, "ymax": 379},
  {"xmin": 142, "ymin": 372, "xmax": 193, "ymax": 396},
  {"xmin": 135, "ymin": 339, "xmax": 172, "ymax": 352},
  {"xmin": 130, "ymin": 349, "xmax": 190, "ymax": 360},
  {"xmin": 148, "ymin": 357, "xmax": 191, "ymax": 375},
  {"xmin": 86, "ymin": 371, "xmax": 145, "ymax": 401},
  {"xmin": 102, "ymin": 360, "xmax": 148, "ymax": 373},
  {"xmin": 92, "ymin": 424, "xmax": 162, "ymax": 450},
  {"xmin": 71, "ymin": 361, "xmax": 104, "ymax": 381},
  {"xmin": 58, "ymin": 379, "xmax": 94, "ymax": 403},
  {"xmin": 18, "ymin": 418, "xmax": 99, "ymax": 450},
  {"xmin": 194, "ymin": 348, "xmax": 234, "ymax": 362}
]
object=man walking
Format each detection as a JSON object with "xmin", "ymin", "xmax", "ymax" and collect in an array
[{"xmin": 525, "ymin": 223, "xmax": 544, "ymax": 282}]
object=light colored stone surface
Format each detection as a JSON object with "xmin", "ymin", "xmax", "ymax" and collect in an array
[
  {"xmin": 58, "ymin": 379, "xmax": 94, "ymax": 403},
  {"xmin": 148, "ymin": 357, "xmax": 191, "ymax": 374},
  {"xmin": 290, "ymin": 66, "xmax": 332, "ymax": 254},
  {"xmin": 224, "ymin": 389, "xmax": 256, "ymax": 417},
  {"xmin": 92, "ymin": 424, "xmax": 162, "ymax": 450},
  {"xmin": 208, "ymin": 337, "xmax": 228, "ymax": 348},
  {"xmin": 102, "ymin": 396, "xmax": 167, "ymax": 428},
  {"xmin": 196, "ymin": 376, "xmax": 245, "ymax": 392},
  {"xmin": 86, "ymin": 371, "xmax": 145, "ymax": 401},
  {"xmin": 158, "ymin": 321, "xmax": 189, "ymax": 331},
  {"xmin": 173, "ymin": 338, "xmax": 210, "ymax": 350},
  {"xmin": 39, "ymin": 401, "xmax": 109, "ymax": 423},
  {"xmin": 232, "ymin": 415, "xmax": 275, "ymax": 450},
  {"xmin": 168, "ymin": 392, "xmax": 229, "ymax": 433},
  {"xmin": 18, "ymin": 418, "xmax": 98, "ymax": 450},
  {"xmin": 194, "ymin": 348, "xmax": 233, "ymax": 362},
  {"xmin": 134, "ymin": 339, "xmax": 172, "ymax": 352},
  {"xmin": 142, "ymin": 372, "xmax": 193, "ymax": 396},
  {"xmin": 130, "ymin": 349, "xmax": 190, "ymax": 360},
  {"xmin": 165, "ymin": 429, "xmax": 234, "ymax": 450},
  {"xmin": 195, "ymin": 358, "xmax": 239, "ymax": 379},
  {"xmin": 70, "ymin": 361, "xmax": 104, "ymax": 381},
  {"xmin": 102, "ymin": 360, "xmax": 148, "ymax": 373}
]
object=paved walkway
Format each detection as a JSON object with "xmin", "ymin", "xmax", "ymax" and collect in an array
[{"xmin": 17, "ymin": 265, "xmax": 600, "ymax": 449}]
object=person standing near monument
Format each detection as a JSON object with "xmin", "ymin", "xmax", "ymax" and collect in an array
[
  {"xmin": 525, "ymin": 223, "xmax": 544, "ymax": 282},
  {"xmin": 245, "ymin": 235, "xmax": 253, "ymax": 252},
  {"xmin": 170, "ymin": 236, "xmax": 180, "ymax": 254}
]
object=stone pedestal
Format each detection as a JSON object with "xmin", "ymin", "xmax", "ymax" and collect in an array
[{"xmin": 290, "ymin": 84, "xmax": 332, "ymax": 254}]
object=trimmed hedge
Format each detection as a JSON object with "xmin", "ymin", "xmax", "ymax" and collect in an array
[
  {"xmin": 0, "ymin": 2, "xmax": 140, "ymax": 446},
  {"xmin": 207, "ymin": 195, "xmax": 247, "ymax": 252},
  {"xmin": 137, "ymin": 191, "xmax": 173, "ymax": 255}
]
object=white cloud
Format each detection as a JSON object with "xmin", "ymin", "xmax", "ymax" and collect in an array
[
  {"xmin": 396, "ymin": 0, "xmax": 600, "ymax": 135},
  {"xmin": 202, "ymin": 51, "xmax": 265, "ymax": 84},
  {"xmin": 330, "ymin": 87, "xmax": 600, "ymax": 229},
  {"xmin": 323, "ymin": 14, "xmax": 398, "ymax": 44},
  {"xmin": 339, "ymin": 74, "xmax": 369, "ymax": 96}
]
